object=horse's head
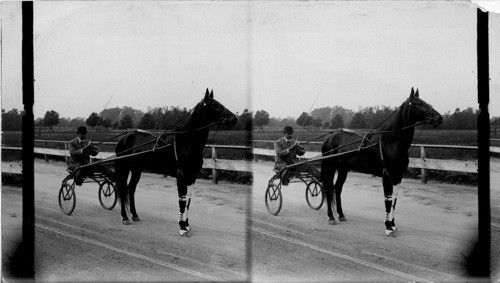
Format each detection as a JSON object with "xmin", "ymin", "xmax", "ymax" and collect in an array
[
  {"xmin": 198, "ymin": 88, "xmax": 238, "ymax": 128},
  {"xmin": 406, "ymin": 88, "xmax": 443, "ymax": 127}
]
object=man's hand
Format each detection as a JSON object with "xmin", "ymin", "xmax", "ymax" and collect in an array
[{"xmin": 289, "ymin": 141, "xmax": 300, "ymax": 151}]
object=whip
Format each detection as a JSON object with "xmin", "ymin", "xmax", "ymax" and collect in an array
[
  {"xmin": 88, "ymin": 86, "xmax": 119, "ymax": 144},
  {"xmin": 295, "ymin": 86, "xmax": 324, "ymax": 143}
]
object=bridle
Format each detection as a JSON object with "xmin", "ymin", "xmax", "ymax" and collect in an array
[{"xmin": 407, "ymin": 97, "xmax": 436, "ymax": 125}]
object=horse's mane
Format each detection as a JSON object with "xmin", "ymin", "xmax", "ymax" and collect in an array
[
  {"xmin": 177, "ymin": 100, "xmax": 205, "ymax": 131},
  {"xmin": 378, "ymin": 99, "xmax": 415, "ymax": 148}
]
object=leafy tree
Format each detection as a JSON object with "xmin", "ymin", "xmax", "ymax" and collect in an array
[
  {"xmin": 86, "ymin": 112, "xmax": 101, "ymax": 129},
  {"xmin": 68, "ymin": 117, "xmax": 86, "ymax": 128},
  {"xmin": 330, "ymin": 106, "xmax": 356, "ymax": 126},
  {"xmin": 311, "ymin": 107, "xmax": 332, "ymax": 123},
  {"xmin": 1, "ymin": 108, "xmax": 23, "ymax": 131},
  {"xmin": 120, "ymin": 106, "xmax": 144, "ymax": 126},
  {"xmin": 268, "ymin": 117, "xmax": 298, "ymax": 129},
  {"xmin": 101, "ymin": 106, "xmax": 144, "ymax": 126},
  {"xmin": 254, "ymin": 110, "xmax": 270, "ymax": 129},
  {"xmin": 137, "ymin": 113, "xmax": 155, "ymax": 129},
  {"xmin": 312, "ymin": 117, "xmax": 323, "ymax": 130},
  {"xmin": 100, "ymin": 107, "xmax": 122, "ymax": 125},
  {"xmin": 119, "ymin": 114, "xmax": 134, "ymax": 129},
  {"xmin": 330, "ymin": 114, "xmax": 345, "ymax": 129},
  {"xmin": 100, "ymin": 118, "xmax": 113, "ymax": 131},
  {"xmin": 296, "ymin": 112, "xmax": 313, "ymax": 129},
  {"xmin": 348, "ymin": 112, "xmax": 366, "ymax": 129},
  {"xmin": 43, "ymin": 110, "xmax": 60, "ymax": 129},
  {"xmin": 235, "ymin": 109, "xmax": 253, "ymax": 131}
]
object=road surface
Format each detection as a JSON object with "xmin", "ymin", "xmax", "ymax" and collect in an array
[{"xmin": 2, "ymin": 158, "xmax": 499, "ymax": 281}]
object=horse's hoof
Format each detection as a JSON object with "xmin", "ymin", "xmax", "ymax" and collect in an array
[
  {"xmin": 122, "ymin": 220, "xmax": 131, "ymax": 225},
  {"xmin": 132, "ymin": 217, "xmax": 141, "ymax": 222},
  {"xmin": 329, "ymin": 219, "xmax": 337, "ymax": 225},
  {"xmin": 339, "ymin": 216, "xmax": 347, "ymax": 222},
  {"xmin": 179, "ymin": 230, "xmax": 190, "ymax": 237},
  {"xmin": 385, "ymin": 229, "xmax": 395, "ymax": 237}
]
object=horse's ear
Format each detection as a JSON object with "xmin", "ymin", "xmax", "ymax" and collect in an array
[
  {"xmin": 204, "ymin": 88, "xmax": 209, "ymax": 101},
  {"xmin": 415, "ymin": 88, "xmax": 419, "ymax": 98},
  {"xmin": 210, "ymin": 89, "xmax": 214, "ymax": 98},
  {"xmin": 410, "ymin": 87, "xmax": 415, "ymax": 99}
]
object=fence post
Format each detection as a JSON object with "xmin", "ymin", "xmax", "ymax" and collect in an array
[
  {"xmin": 253, "ymin": 141, "xmax": 258, "ymax": 162},
  {"xmin": 211, "ymin": 146, "xmax": 218, "ymax": 184},
  {"xmin": 64, "ymin": 142, "xmax": 69, "ymax": 164},
  {"xmin": 420, "ymin": 146, "xmax": 427, "ymax": 184},
  {"xmin": 43, "ymin": 141, "xmax": 49, "ymax": 162}
]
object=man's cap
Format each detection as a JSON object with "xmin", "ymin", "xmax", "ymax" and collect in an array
[
  {"xmin": 283, "ymin": 126, "xmax": 294, "ymax": 134},
  {"xmin": 76, "ymin": 126, "xmax": 88, "ymax": 135}
]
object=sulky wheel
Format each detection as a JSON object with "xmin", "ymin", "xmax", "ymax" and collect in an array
[
  {"xmin": 306, "ymin": 180, "xmax": 324, "ymax": 210},
  {"xmin": 59, "ymin": 182, "xmax": 76, "ymax": 215},
  {"xmin": 265, "ymin": 182, "xmax": 283, "ymax": 215},
  {"xmin": 98, "ymin": 180, "xmax": 117, "ymax": 210}
]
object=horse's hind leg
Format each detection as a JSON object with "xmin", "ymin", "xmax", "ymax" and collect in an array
[
  {"xmin": 334, "ymin": 169, "xmax": 348, "ymax": 222},
  {"xmin": 128, "ymin": 167, "xmax": 142, "ymax": 222},
  {"xmin": 321, "ymin": 159, "xmax": 337, "ymax": 225},
  {"xmin": 115, "ymin": 163, "xmax": 131, "ymax": 225}
]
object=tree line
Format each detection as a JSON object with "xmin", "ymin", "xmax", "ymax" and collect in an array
[{"xmin": 2, "ymin": 106, "xmax": 496, "ymax": 132}]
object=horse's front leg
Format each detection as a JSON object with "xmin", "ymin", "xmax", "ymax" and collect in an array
[
  {"xmin": 389, "ymin": 186, "xmax": 400, "ymax": 232},
  {"xmin": 177, "ymin": 170, "xmax": 191, "ymax": 237},
  {"xmin": 128, "ymin": 168, "xmax": 142, "ymax": 222},
  {"xmin": 382, "ymin": 171, "xmax": 396, "ymax": 236}
]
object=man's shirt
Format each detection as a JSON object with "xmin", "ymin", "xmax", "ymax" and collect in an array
[
  {"xmin": 68, "ymin": 137, "xmax": 98, "ymax": 169},
  {"xmin": 274, "ymin": 137, "xmax": 305, "ymax": 170}
]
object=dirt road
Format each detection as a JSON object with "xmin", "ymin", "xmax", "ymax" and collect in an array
[
  {"xmin": 251, "ymin": 161, "xmax": 500, "ymax": 282},
  {"xmin": 2, "ymin": 159, "xmax": 499, "ymax": 281},
  {"xmin": 2, "ymin": 160, "xmax": 250, "ymax": 281}
]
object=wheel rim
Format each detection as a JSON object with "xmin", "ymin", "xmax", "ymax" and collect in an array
[
  {"xmin": 59, "ymin": 183, "xmax": 76, "ymax": 215},
  {"xmin": 99, "ymin": 181, "xmax": 117, "ymax": 210},
  {"xmin": 265, "ymin": 183, "xmax": 282, "ymax": 215},
  {"xmin": 306, "ymin": 181, "xmax": 324, "ymax": 210}
]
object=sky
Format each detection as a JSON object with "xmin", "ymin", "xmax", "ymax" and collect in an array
[{"xmin": 1, "ymin": 1, "xmax": 499, "ymax": 121}]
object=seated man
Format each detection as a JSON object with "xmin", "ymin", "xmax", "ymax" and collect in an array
[
  {"xmin": 68, "ymin": 126, "xmax": 115, "ymax": 186},
  {"xmin": 274, "ymin": 126, "xmax": 321, "ymax": 185}
]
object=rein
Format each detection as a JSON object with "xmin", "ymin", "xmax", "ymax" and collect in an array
[{"xmin": 291, "ymin": 96, "xmax": 435, "ymax": 167}]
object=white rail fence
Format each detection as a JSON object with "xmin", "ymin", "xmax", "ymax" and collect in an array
[
  {"xmin": 253, "ymin": 140, "xmax": 499, "ymax": 183},
  {"xmin": 2, "ymin": 139, "xmax": 499, "ymax": 184},
  {"xmin": 3, "ymin": 140, "xmax": 252, "ymax": 184}
]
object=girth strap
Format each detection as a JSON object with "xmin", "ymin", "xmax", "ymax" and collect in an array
[{"xmin": 174, "ymin": 134, "xmax": 179, "ymax": 162}]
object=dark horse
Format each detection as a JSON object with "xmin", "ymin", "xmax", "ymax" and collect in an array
[
  {"xmin": 320, "ymin": 88, "xmax": 442, "ymax": 236},
  {"xmin": 114, "ymin": 89, "xmax": 238, "ymax": 236}
]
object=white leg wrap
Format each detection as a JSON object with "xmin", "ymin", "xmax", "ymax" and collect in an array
[
  {"xmin": 390, "ymin": 187, "xmax": 399, "ymax": 221},
  {"xmin": 384, "ymin": 195, "xmax": 393, "ymax": 222},
  {"xmin": 179, "ymin": 212, "xmax": 187, "ymax": 222}
]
